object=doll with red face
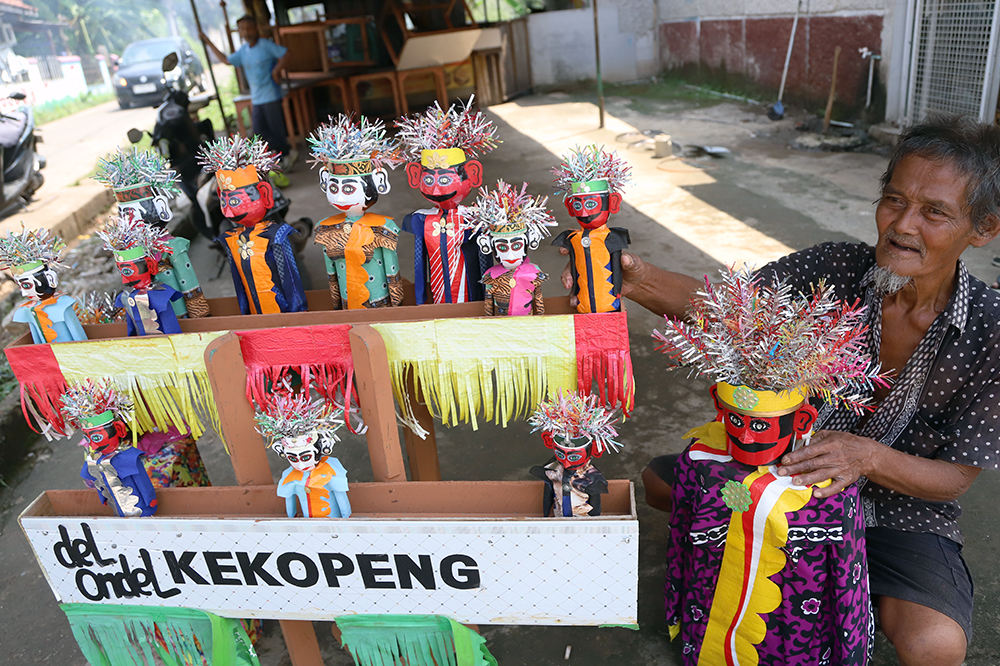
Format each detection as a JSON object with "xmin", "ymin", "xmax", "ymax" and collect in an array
[
  {"xmin": 528, "ymin": 391, "xmax": 622, "ymax": 517},
  {"xmin": 0, "ymin": 225, "xmax": 87, "ymax": 344},
  {"xmin": 197, "ymin": 135, "xmax": 306, "ymax": 315},
  {"xmin": 652, "ymin": 267, "xmax": 887, "ymax": 666},
  {"xmin": 255, "ymin": 387, "xmax": 350, "ymax": 519},
  {"xmin": 61, "ymin": 379, "xmax": 157, "ymax": 517},
  {"xmin": 97, "ymin": 216, "xmax": 183, "ymax": 336},
  {"xmin": 396, "ymin": 98, "xmax": 499, "ymax": 305},
  {"xmin": 468, "ymin": 180, "xmax": 557, "ymax": 316},
  {"xmin": 551, "ymin": 145, "xmax": 632, "ymax": 313}
]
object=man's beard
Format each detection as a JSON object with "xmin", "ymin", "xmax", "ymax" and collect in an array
[{"xmin": 870, "ymin": 264, "xmax": 913, "ymax": 295}]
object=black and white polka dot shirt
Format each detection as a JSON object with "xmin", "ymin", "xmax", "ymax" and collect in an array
[{"xmin": 758, "ymin": 242, "xmax": 1000, "ymax": 544}]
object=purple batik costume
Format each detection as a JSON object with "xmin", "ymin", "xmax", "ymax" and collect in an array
[{"xmin": 665, "ymin": 442, "xmax": 874, "ymax": 665}]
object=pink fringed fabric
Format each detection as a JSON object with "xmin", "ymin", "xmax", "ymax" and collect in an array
[
  {"xmin": 236, "ymin": 325, "xmax": 358, "ymax": 428},
  {"xmin": 574, "ymin": 312, "xmax": 634, "ymax": 414}
]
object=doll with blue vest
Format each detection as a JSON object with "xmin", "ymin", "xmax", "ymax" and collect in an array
[
  {"xmin": 308, "ymin": 114, "xmax": 405, "ymax": 309},
  {"xmin": 198, "ymin": 135, "xmax": 306, "ymax": 315},
  {"xmin": 61, "ymin": 379, "xmax": 157, "ymax": 517},
  {"xmin": 97, "ymin": 216, "xmax": 183, "ymax": 336},
  {"xmin": 256, "ymin": 385, "xmax": 351, "ymax": 519},
  {"xmin": 395, "ymin": 98, "xmax": 499, "ymax": 305},
  {"xmin": 94, "ymin": 148, "xmax": 211, "ymax": 319},
  {"xmin": 0, "ymin": 225, "xmax": 87, "ymax": 344}
]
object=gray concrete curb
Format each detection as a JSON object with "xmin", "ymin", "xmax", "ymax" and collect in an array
[{"xmin": 0, "ymin": 386, "xmax": 40, "ymax": 480}]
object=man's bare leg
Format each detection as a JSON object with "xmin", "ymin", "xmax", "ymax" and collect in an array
[{"xmin": 879, "ymin": 596, "xmax": 967, "ymax": 666}]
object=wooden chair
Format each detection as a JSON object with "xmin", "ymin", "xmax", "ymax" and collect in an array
[
  {"xmin": 396, "ymin": 65, "xmax": 449, "ymax": 113},
  {"xmin": 349, "ymin": 69, "xmax": 404, "ymax": 116}
]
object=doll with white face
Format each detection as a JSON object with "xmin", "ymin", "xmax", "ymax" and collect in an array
[
  {"xmin": 256, "ymin": 389, "xmax": 351, "ymax": 518},
  {"xmin": 61, "ymin": 379, "xmax": 157, "ymax": 517},
  {"xmin": 528, "ymin": 391, "xmax": 622, "ymax": 517},
  {"xmin": 309, "ymin": 115, "xmax": 405, "ymax": 310},
  {"xmin": 469, "ymin": 181, "xmax": 557, "ymax": 317},
  {"xmin": 0, "ymin": 226, "xmax": 87, "ymax": 344}
]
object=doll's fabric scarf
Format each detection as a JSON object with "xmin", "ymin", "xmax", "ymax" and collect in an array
[{"xmin": 372, "ymin": 312, "xmax": 633, "ymax": 430}]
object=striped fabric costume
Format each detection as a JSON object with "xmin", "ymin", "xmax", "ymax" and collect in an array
[{"xmin": 403, "ymin": 207, "xmax": 489, "ymax": 304}]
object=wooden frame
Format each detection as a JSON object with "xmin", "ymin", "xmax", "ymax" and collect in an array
[
  {"xmin": 397, "ymin": 65, "xmax": 449, "ymax": 112},
  {"xmin": 274, "ymin": 17, "xmax": 375, "ymax": 80}
]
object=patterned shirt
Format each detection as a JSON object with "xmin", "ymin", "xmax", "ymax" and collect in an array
[{"xmin": 758, "ymin": 242, "xmax": 1000, "ymax": 544}]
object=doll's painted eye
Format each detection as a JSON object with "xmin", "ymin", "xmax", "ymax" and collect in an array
[
  {"xmin": 327, "ymin": 182, "xmax": 339, "ymax": 194},
  {"xmin": 423, "ymin": 175, "xmax": 435, "ymax": 187},
  {"xmin": 89, "ymin": 432, "xmax": 104, "ymax": 442},
  {"xmin": 750, "ymin": 419, "xmax": 772, "ymax": 432},
  {"xmin": 228, "ymin": 196, "xmax": 242, "ymax": 207},
  {"xmin": 300, "ymin": 452, "xmax": 314, "ymax": 461},
  {"xmin": 511, "ymin": 239, "xmax": 524, "ymax": 252},
  {"xmin": 572, "ymin": 200, "xmax": 584, "ymax": 211},
  {"xmin": 728, "ymin": 412, "xmax": 744, "ymax": 428},
  {"xmin": 120, "ymin": 266, "xmax": 135, "ymax": 277},
  {"xmin": 584, "ymin": 199, "xmax": 599, "ymax": 210},
  {"xmin": 343, "ymin": 184, "xmax": 356, "ymax": 194},
  {"xmin": 437, "ymin": 175, "xmax": 452, "ymax": 186},
  {"xmin": 567, "ymin": 453, "xmax": 584, "ymax": 462},
  {"xmin": 494, "ymin": 240, "xmax": 509, "ymax": 253},
  {"xmin": 286, "ymin": 452, "xmax": 299, "ymax": 461}
]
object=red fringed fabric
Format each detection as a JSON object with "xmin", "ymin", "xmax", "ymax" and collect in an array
[
  {"xmin": 4, "ymin": 343, "xmax": 69, "ymax": 435},
  {"xmin": 574, "ymin": 312, "xmax": 635, "ymax": 414},
  {"xmin": 236, "ymin": 325, "xmax": 357, "ymax": 427}
]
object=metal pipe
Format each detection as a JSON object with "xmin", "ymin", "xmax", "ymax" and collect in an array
[
  {"xmin": 592, "ymin": 0, "xmax": 604, "ymax": 128},
  {"xmin": 189, "ymin": 0, "xmax": 228, "ymax": 128}
]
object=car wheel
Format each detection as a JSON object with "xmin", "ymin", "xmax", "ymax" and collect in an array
[{"xmin": 118, "ymin": 98, "xmax": 130, "ymax": 109}]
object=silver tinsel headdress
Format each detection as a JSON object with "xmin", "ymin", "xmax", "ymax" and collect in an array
[
  {"xmin": 552, "ymin": 144, "xmax": 632, "ymax": 196},
  {"xmin": 467, "ymin": 180, "xmax": 557, "ymax": 243},
  {"xmin": 308, "ymin": 114, "xmax": 404, "ymax": 175},
  {"xmin": 94, "ymin": 147, "xmax": 181, "ymax": 201},
  {"xmin": 0, "ymin": 223, "xmax": 66, "ymax": 275},
  {"xmin": 529, "ymin": 390, "xmax": 622, "ymax": 454},
  {"xmin": 395, "ymin": 96, "xmax": 499, "ymax": 164}
]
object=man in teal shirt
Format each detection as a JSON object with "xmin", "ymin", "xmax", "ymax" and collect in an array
[{"xmin": 200, "ymin": 16, "xmax": 297, "ymax": 165}]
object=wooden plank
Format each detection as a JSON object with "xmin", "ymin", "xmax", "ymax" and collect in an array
[
  {"xmin": 35, "ymin": 480, "xmax": 635, "ymax": 518},
  {"xmin": 204, "ymin": 333, "xmax": 275, "ymax": 486},
  {"xmin": 401, "ymin": 368, "xmax": 440, "ymax": 481},
  {"xmin": 279, "ymin": 620, "xmax": 324, "ymax": 666},
  {"xmin": 349, "ymin": 325, "xmax": 408, "ymax": 483}
]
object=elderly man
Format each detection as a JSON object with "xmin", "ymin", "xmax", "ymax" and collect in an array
[{"xmin": 580, "ymin": 117, "xmax": 1000, "ymax": 666}]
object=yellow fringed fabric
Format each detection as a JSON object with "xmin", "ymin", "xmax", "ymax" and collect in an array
[
  {"xmin": 372, "ymin": 317, "xmax": 577, "ymax": 429},
  {"xmin": 698, "ymin": 467, "xmax": 813, "ymax": 666},
  {"xmin": 51, "ymin": 332, "xmax": 225, "ymax": 441}
]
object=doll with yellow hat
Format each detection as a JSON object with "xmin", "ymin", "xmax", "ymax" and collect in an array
[
  {"xmin": 395, "ymin": 97, "xmax": 499, "ymax": 305},
  {"xmin": 652, "ymin": 267, "xmax": 887, "ymax": 666},
  {"xmin": 197, "ymin": 135, "xmax": 306, "ymax": 315},
  {"xmin": 467, "ymin": 180, "xmax": 557, "ymax": 316},
  {"xmin": 94, "ymin": 147, "xmax": 211, "ymax": 319},
  {"xmin": 308, "ymin": 114, "xmax": 405, "ymax": 309},
  {"xmin": 0, "ymin": 225, "xmax": 87, "ymax": 344},
  {"xmin": 551, "ymin": 144, "xmax": 631, "ymax": 314}
]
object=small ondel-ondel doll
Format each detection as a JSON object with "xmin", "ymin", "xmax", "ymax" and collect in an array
[
  {"xmin": 467, "ymin": 180, "xmax": 557, "ymax": 316},
  {"xmin": 255, "ymin": 385, "xmax": 351, "ymax": 519},
  {"xmin": 551, "ymin": 144, "xmax": 632, "ymax": 314},
  {"xmin": 528, "ymin": 390, "xmax": 623, "ymax": 517},
  {"xmin": 94, "ymin": 147, "xmax": 211, "ymax": 319},
  {"xmin": 395, "ymin": 96, "xmax": 500, "ymax": 305},
  {"xmin": 652, "ymin": 266, "xmax": 890, "ymax": 666},
  {"xmin": 197, "ymin": 135, "xmax": 307, "ymax": 315},
  {"xmin": 97, "ymin": 214, "xmax": 183, "ymax": 336},
  {"xmin": 307, "ymin": 114, "xmax": 405, "ymax": 310},
  {"xmin": 61, "ymin": 378, "xmax": 157, "ymax": 517},
  {"xmin": 0, "ymin": 224, "xmax": 87, "ymax": 344}
]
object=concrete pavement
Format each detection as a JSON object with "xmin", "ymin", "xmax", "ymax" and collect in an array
[{"xmin": 3, "ymin": 92, "xmax": 1000, "ymax": 665}]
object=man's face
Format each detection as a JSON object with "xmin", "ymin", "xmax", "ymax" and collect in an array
[
  {"xmin": 237, "ymin": 20, "xmax": 259, "ymax": 45},
  {"xmin": 324, "ymin": 174, "xmax": 369, "ymax": 216},
  {"xmin": 493, "ymin": 234, "xmax": 527, "ymax": 269},
  {"xmin": 281, "ymin": 434, "xmax": 321, "ymax": 472},
  {"xmin": 82, "ymin": 422, "xmax": 123, "ymax": 457},
  {"xmin": 875, "ymin": 154, "xmax": 995, "ymax": 283},
  {"xmin": 565, "ymin": 192, "xmax": 618, "ymax": 229},
  {"xmin": 417, "ymin": 166, "xmax": 472, "ymax": 210},
  {"xmin": 221, "ymin": 184, "xmax": 270, "ymax": 227},
  {"xmin": 116, "ymin": 258, "xmax": 154, "ymax": 289}
]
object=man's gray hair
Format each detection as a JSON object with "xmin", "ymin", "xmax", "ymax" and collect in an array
[{"xmin": 880, "ymin": 115, "xmax": 1000, "ymax": 236}]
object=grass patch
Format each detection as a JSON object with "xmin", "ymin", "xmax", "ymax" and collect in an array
[{"xmin": 36, "ymin": 90, "xmax": 116, "ymax": 126}]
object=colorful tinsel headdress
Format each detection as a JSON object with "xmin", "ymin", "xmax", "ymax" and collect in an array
[
  {"xmin": 96, "ymin": 213, "xmax": 173, "ymax": 263},
  {"xmin": 653, "ymin": 266, "xmax": 890, "ymax": 414},
  {"xmin": 0, "ymin": 223, "xmax": 66, "ymax": 275},
  {"xmin": 61, "ymin": 378, "xmax": 134, "ymax": 431},
  {"xmin": 254, "ymin": 385, "xmax": 344, "ymax": 448},
  {"xmin": 74, "ymin": 292, "xmax": 124, "ymax": 325},
  {"xmin": 395, "ymin": 96, "xmax": 500, "ymax": 168},
  {"xmin": 468, "ymin": 180, "xmax": 557, "ymax": 242},
  {"xmin": 529, "ymin": 390, "xmax": 623, "ymax": 454},
  {"xmin": 308, "ymin": 114, "xmax": 405, "ymax": 176},
  {"xmin": 197, "ymin": 135, "xmax": 280, "ymax": 191},
  {"xmin": 94, "ymin": 147, "xmax": 181, "ymax": 203},
  {"xmin": 552, "ymin": 144, "xmax": 632, "ymax": 196}
]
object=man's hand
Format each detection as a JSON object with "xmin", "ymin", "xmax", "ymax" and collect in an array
[
  {"xmin": 272, "ymin": 67, "xmax": 282, "ymax": 83},
  {"xmin": 775, "ymin": 430, "xmax": 878, "ymax": 498}
]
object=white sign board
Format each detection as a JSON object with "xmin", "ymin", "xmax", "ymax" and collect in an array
[{"xmin": 20, "ymin": 516, "xmax": 638, "ymax": 626}]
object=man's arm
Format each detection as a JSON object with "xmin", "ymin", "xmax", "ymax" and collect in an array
[
  {"xmin": 560, "ymin": 249, "xmax": 702, "ymax": 319},
  {"xmin": 271, "ymin": 50, "xmax": 290, "ymax": 83},
  {"xmin": 198, "ymin": 30, "xmax": 229, "ymax": 65},
  {"xmin": 776, "ymin": 429, "xmax": 981, "ymax": 500}
]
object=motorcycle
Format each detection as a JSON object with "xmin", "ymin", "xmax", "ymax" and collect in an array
[
  {"xmin": 0, "ymin": 90, "xmax": 45, "ymax": 219},
  {"xmin": 127, "ymin": 53, "xmax": 312, "ymax": 260}
]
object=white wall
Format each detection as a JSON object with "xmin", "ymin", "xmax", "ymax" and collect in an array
[{"xmin": 528, "ymin": 2, "xmax": 658, "ymax": 86}]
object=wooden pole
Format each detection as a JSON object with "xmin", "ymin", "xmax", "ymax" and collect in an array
[
  {"xmin": 822, "ymin": 45, "xmax": 841, "ymax": 133},
  {"xmin": 592, "ymin": 0, "xmax": 604, "ymax": 128},
  {"xmin": 188, "ymin": 0, "xmax": 229, "ymax": 128}
]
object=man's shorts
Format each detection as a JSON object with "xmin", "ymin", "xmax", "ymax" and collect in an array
[{"xmin": 646, "ymin": 455, "xmax": 975, "ymax": 643}]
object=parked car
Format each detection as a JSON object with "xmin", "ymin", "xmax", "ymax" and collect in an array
[{"xmin": 114, "ymin": 37, "xmax": 206, "ymax": 109}]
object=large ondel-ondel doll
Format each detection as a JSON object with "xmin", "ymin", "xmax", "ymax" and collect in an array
[{"xmin": 653, "ymin": 267, "xmax": 890, "ymax": 666}]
